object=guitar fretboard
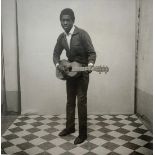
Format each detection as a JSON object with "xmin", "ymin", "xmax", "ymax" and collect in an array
[{"xmin": 72, "ymin": 67, "xmax": 92, "ymax": 72}]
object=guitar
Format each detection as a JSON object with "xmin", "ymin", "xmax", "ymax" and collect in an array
[{"xmin": 56, "ymin": 59, "xmax": 109, "ymax": 80}]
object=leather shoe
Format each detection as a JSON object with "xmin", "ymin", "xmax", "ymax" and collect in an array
[
  {"xmin": 59, "ymin": 129, "xmax": 75, "ymax": 136},
  {"xmin": 74, "ymin": 136, "xmax": 87, "ymax": 145}
]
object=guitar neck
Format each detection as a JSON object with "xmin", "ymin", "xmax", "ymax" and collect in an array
[{"xmin": 72, "ymin": 67, "xmax": 92, "ymax": 72}]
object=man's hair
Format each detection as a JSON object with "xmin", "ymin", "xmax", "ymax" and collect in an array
[{"xmin": 60, "ymin": 8, "xmax": 75, "ymax": 22}]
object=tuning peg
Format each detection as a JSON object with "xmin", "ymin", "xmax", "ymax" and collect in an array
[{"xmin": 105, "ymin": 66, "xmax": 109, "ymax": 74}]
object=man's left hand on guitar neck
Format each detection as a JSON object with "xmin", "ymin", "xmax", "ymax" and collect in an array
[{"xmin": 87, "ymin": 63, "xmax": 94, "ymax": 73}]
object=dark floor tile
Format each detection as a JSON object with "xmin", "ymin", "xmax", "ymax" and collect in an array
[
  {"xmin": 100, "ymin": 134, "xmax": 115, "ymax": 141},
  {"xmin": 112, "ymin": 122, "xmax": 126, "ymax": 127},
  {"xmin": 96, "ymin": 122, "xmax": 109, "ymax": 127},
  {"xmin": 34, "ymin": 116, "xmax": 46, "ymax": 121},
  {"xmin": 144, "ymin": 142, "xmax": 153, "ymax": 150},
  {"xmin": 18, "ymin": 116, "xmax": 29, "ymax": 121},
  {"xmin": 35, "ymin": 151, "xmax": 51, "ymax": 155},
  {"xmin": 1, "ymin": 141, "xmax": 13, "ymax": 148},
  {"xmin": 1, "ymin": 147, "xmax": 6, "ymax": 154},
  {"xmin": 110, "ymin": 117, "xmax": 122, "ymax": 122},
  {"xmin": 133, "ymin": 128, "xmax": 147, "ymax": 134},
  {"xmin": 45, "ymin": 127, "xmax": 58, "ymax": 133},
  {"xmin": 61, "ymin": 152, "xmax": 74, "ymax": 155},
  {"xmin": 41, "ymin": 134, "xmax": 57, "ymax": 141},
  {"xmin": 125, "ymin": 117, "xmax": 137, "ymax": 122},
  {"xmin": 14, "ymin": 122, "xmax": 27, "ymax": 126},
  {"xmin": 87, "ymin": 122, "xmax": 92, "ymax": 126},
  {"xmin": 22, "ymin": 134, "xmax": 38, "ymax": 141},
  {"xmin": 102, "ymin": 142, "xmax": 119, "ymax": 151},
  {"xmin": 107, "ymin": 152, "xmax": 121, "ymax": 155},
  {"xmin": 138, "ymin": 135, "xmax": 153, "ymax": 142},
  {"xmin": 123, "ymin": 142, "xmax": 140, "ymax": 150},
  {"xmin": 129, "ymin": 123, "xmax": 143, "ymax": 128},
  {"xmin": 119, "ymin": 135, "xmax": 134, "ymax": 141},
  {"xmin": 98, "ymin": 127, "xmax": 111, "ymax": 133},
  {"xmin": 81, "ymin": 142, "xmax": 98, "ymax": 150},
  {"xmin": 49, "ymin": 117, "xmax": 60, "ymax": 121},
  {"xmin": 9, "ymin": 127, "xmax": 23, "ymax": 133},
  {"xmin": 14, "ymin": 151, "xmax": 29, "ymax": 155},
  {"xmin": 84, "ymin": 152, "xmax": 97, "ymax": 155},
  {"xmin": 87, "ymin": 128, "xmax": 94, "ymax": 133},
  {"xmin": 61, "ymin": 135, "xmax": 75, "ymax": 141},
  {"xmin": 87, "ymin": 135, "xmax": 96, "ymax": 141},
  {"xmin": 95, "ymin": 117, "xmax": 107, "ymax": 121},
  {"xmin": 38, "ymin": 142, "xmax": 55, "ymax": 150},
  {"xmin": 116, "ymin": 128, "xmax": 130, "ymax": 134},
  {"xmin": 17, "ymin": 142, "xmax": 34, "ymax": 150},
  {"xmin": 27, "ymin": 127, "xmax": 41, "ymax": 133},
  {"xmin": 60, "ymin": 142, "xmax": 76, "ymax": 151},
  {"xmin": 47, "ymin": 122, "xmax": 59, "ymax": 127},
  {"xmin": 30, "ymin": 122, "xmax": 44, "ymax": 127},
  {"xmin": 129, "ymin": 151, "xmax": 144, "ymax": 155},
  {"xmin": 3, "ymin": 134, "xmax": 18, "ymax": 140}
]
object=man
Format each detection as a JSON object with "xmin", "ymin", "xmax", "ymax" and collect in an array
[{"xmin": 53, "ymin": 8, "xmax": 96, "ymax": 144}]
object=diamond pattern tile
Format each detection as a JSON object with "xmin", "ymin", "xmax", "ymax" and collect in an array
[
  {"xmin": 102, "ymin": 142, "xmax": 119, "ymax": 151},
  {"xmin": 60, "ymin": 142, "xmax": 76, "ymax": 151},
  {"xmin": 38, "ymin": 142, "xmax": 55, "ymax": 150},
  {"xmin": 114, "ymin": 146, "xmax": 133, "ymax": 155},
  {"xmin": 81, "ymin": 142, "xmax": 98, "ymax": 150},
  {"xmin": 1, "ymin": 114, "xmax": 153, "ymax": 155},
  {"xmin": 17, "ymin": 142, "xmax": 34, "ymax": 150},
  {"xmin": 69, "ymin": 147, "xmax": 89, "ymax": 155}
]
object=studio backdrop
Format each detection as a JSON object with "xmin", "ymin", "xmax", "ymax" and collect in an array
[{"xmin": 16, "ymin": 0, "xmax": 136, "ymax": 114}]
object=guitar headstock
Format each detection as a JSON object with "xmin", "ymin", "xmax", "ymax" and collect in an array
[{"xmin": 93, "ymin": 66, "xmax": 109, "ymax": 74}]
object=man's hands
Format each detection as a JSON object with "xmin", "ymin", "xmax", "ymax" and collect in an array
[
  {"xmin": 56, "ymin": 63, "xmax": 71, "ymax": 73},
  {"xmin": 56, "ymin": 63, "xmax": 65, "ymax": 72},
  {"xmin": 87, "ymin": 63, "xmax": 94, "ymax": 73},
  {"xmin": 56, "ymin": 62, "xmax": 93, "ymax": 74}
]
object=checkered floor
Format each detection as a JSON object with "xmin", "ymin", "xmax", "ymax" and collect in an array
[{"xmin": 1, "ymin": 114, "xmax": 153, "ymax": 155}]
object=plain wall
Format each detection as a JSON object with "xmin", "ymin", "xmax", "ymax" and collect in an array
[
  {"xmin": 2, "ymin": 0, "xmax": 18, "ymax": 112},
  {"xmin": 17, "ymin": 0, "xmax": 136, "ymax": 115},
  {"xmin": 136, "ymin": 0, "xmax": 153, "ymax": 124}
]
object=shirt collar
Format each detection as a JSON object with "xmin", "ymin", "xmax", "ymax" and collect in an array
[{"xmin": 64, "ymin": 25, "xmax": 75, "ymax": 36}]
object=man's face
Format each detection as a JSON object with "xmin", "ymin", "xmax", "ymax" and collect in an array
[{"xmin": 61, "ymin": 15, "xmax": 74, "ymax": 34}]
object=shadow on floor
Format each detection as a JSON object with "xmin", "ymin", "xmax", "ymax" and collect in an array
[
  {"xmin": 1, "ymin": 115, "xmax": 18, "ymax": 134},
  {"xmin": 1, "ymin": 114, "xmax": 18, "ymax": 154}
]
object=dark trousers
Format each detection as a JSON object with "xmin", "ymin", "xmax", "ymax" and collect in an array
[{"xmin": 66, "ymin": 72, "xmax": 89, "ymax": 138}]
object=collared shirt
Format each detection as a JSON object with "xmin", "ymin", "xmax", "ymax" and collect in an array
[
  {"xmin": 64, "ymin": 25, "xmax": 75, "ymax": 49},
  {"xmin": 56, "ymin": 26, "xmax": 75, "ymax": 67}
]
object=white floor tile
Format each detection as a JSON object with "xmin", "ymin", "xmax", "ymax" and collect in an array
[
  {"xmin": 130, "ymin": 139, "xmax": 148, "ymax": 146},
  {"xmin": 114, "ymin": 146, "xmax": 133, "ymax": 155},
  {"xmin": 47, "ymin": 147, "xmax": 66, "ymax": 155},
  {"xmin": 90, "ymin": 138, "xmax": 107, "ymax": 145},
  {"xmin": 136, "ymin": 147, "xmax": 153, "ymax": 155},
  {"xmin": 4, "ymin": 146, "xmax": 21, "ymax": 154},
  {"xmin": 30, "ymin": 138, "xmax": 46, "ymax": 145},
  {"xmin": 92, "ymin": 146, "xmax": 110, "ymax": 155},
  {"xmin": 10, "ymin": 137, "xmax": 27, "ymax": 145},
  {"xmin": 50, "ymin": 138, "xmax": 67, "ymax": 146},
  {"xmin": 70, "ymin": 147, "xmax": 89, "ymax": 155},
  {"xmin": 25, "ymin": 147, "xmax": 43, "ymax": 155}
]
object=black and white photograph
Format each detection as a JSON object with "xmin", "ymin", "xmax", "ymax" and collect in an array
[{"xmin": 1, "ymin": 0, "xmax": 153, "ymax": 154}]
